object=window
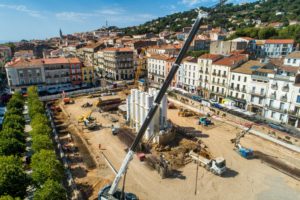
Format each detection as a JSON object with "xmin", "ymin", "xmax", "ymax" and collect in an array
[
  {"xmin": 241, "ymin": 94, "xmax": 245, "ymax": 99},
  {"xmin": 293, "ymin": 59, "xmax": 297, "ymax": 64},
  {"xmin": 288, "ymin": 58, "xmax": 291, "ymax": 63},
  {"xmin": 279, "ymin": 114, "xmax": 284, "ymax": 120},
  {"xmin": 251, "ymin": 96, "xmax": 254, "ymax": 102},
  {"xmin": 230, "ymin": 91, "xmax": 233, "ymax": 96},
  {"xmin": 238, "ymin": 76, "xmax": 241, "ymax": 81},
  {"xmin": 260, "ymin": 88, "xmax": 264, "ymax": 94},
  {"xmin": 232, "ymin": 75, "xmax": 235, "ymax": 80},
  {"xmin": 231, "ymin": 83, "xmax": 234, "ymax": 89},
  {"xmin": 259, "ymin": 98, "xmax": 262, "ymax": 104},
  {"xmin": 297, "ymin": 95, "xmax": 300, "ymax": 103},
  {"xmin": 280, "ymin": 103, "xmax": 284, "ymax": 110},
  {"xmin": 270, "ymin": 100, "xmax": 274, "ymax": 106},
  {"xmin": 244, "ymin": 77, "xmax": 247, "ymax": 82},
  {"xmin": 271, "ymin": 112, "xmax": 275, "ymax": 118}
]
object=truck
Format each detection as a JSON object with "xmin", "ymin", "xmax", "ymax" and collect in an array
[{"xmin": 189, "ymin": 151, "xmax": 226, "ymax": 175}]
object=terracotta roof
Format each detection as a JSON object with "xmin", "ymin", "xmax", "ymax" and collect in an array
[
  {"xmin": 184, "ymin": 56, "xmax": 197, "ymax": 63},
  {"xmin": 103, "ymin": 47, "xmax": 133, "ymax": 52},
  {"xmin": 6, "ymin": 58, "xmax": 43, "ymax": 68},
  {"xmin": 148, "ymin": 54, "xmax": 172, "ymax": 61},
  {"xmin": 265, "ymin": 39, "xmax": 295, "ymax": 44},
  {"xmin": 213, "ymin": 55, "xmax": 248, "ymax": 67},
  {"xmin": 286, "ymin": 51, "xmax": 300, "ymax": 59},
  {"xmin": 43, "ymin": 57, "xmax": 80, "ymax": 65},
  {"xmin": 279, "ymin": 65, "xmax": 299, "ymax": 73},
  {"xmin": 200, "ymin": 54, "xmax": 223, "ymax": 61},
  {"xmin": 232, "ymin": 60, "xmax": 265, "ymax": 75}
]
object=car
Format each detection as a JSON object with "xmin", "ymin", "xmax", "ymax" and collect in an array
[{"xmin": 268, "ymin": 123, "xmax": 288, "ymax": 133}]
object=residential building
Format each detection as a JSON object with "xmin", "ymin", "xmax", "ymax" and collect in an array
[
  {"xmin": 210, "ymin": 40, "xmax": 248, "ymax": 55},
  {"xmin": 210, "ymin": 54, "xmax": 248, "ymax": 102},
  {"xmin": 82, "ymin": 63, "xmax": 95, "ymax": 86},
  {"xmin": 5, "ymin": 58, "xmax": 45, "ymax": 92},
  {"xmin": 0, "ymin": 46, "xmax": 12, "ymax": 62},
  {"xmin": 228, "ymin": 60, "xmax": 266, "ymax": 109},
  {"xmin": 263, "ymin": 39, "xmax": 296, "ymax": 58},
  {"xmin": 197, "ymin": 54, "xmax": 223, "ymax": 98},
  {"xmin": 5, "ymin": 57, "xmax": 82, "ymax": 93},
  {"xmin": 147, "ymin": 54, "xmax": 169, "ymax": 88},
  {"xmin": 284, "ymin": 51, "xmax": 300, "ymax": 67},
  {"xmin": 181, "ymin": 57, "xmax": 198, "ymax": 93},
  {"xmin": 99, "ymin": 48, "xmax": 134, "ymax": 81},
  {"xmin": 14, "ymin": 50, "xmax": 34, "ymax": 59}
]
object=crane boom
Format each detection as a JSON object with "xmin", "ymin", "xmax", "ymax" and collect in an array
[{"xmin": 107, "ymin": 10, "xmax": 208, "ymax": 196}]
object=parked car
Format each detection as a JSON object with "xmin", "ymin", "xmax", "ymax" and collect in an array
[{"xmin": 268, "ymin": 123, "xmax": 288, "ymax": 133}]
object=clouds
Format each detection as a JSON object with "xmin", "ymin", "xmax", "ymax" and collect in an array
[
  {"xmin": 55, "ymin": 6, "xmax": 155, "ymax": 25},
  {"xmin": 0, "ymin": 4, "xmax": 42, "ymax": 18}
]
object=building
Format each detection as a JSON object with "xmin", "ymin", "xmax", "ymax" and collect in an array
[
  {"xmin": 181, "ymin": 57, "xmax": 199, "ymax": 93},
  {"xmin": 197, "ymin": 54, "xmax": 223, "ymax": 98},
  {"xmin": 14, "ymin": 50, "xmax": 34, "ymax": 59},
  {"xmin": 82, "ymin": 63, "xmax": 95, "ymax": 86},
  {"xmin": 284, "ymin": 51, "xmax": 300, "ymax": 67},
  {"xmin": 228, "ymin": 60, "xmax": 266, "ymax": 109},
  {"xmin": 210, "ymin": 40, "xmax": 248, "ymax": 55},
  {"xmin": 99, "ymin": 48, "xmax": 134, "ymax": 81},
  {"xmin": 127, "ymin": 88, "xmax": 167, "ymax": 141},
  {"xmin": 0, "ymin": 46, "xmax": 12, "ymax": 62},
  {"xmin": 210, "ymin": 54, "xmax": 248, "ymax": 102},
  {"xmin": 147, "ymin": 54, "xmax": 169, "ymax": 88},
  {"xmin": 5, "ymin": 57, "xmax": 82, "ymax": 93},
  {"xmin": 263, "ymin": 39, "xmax": 296, "ymax": 58},
  {"xmin": 5, "ymin": 58, "xmax": 45, "ymax": 92}
]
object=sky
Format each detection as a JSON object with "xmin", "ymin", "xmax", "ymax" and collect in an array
[{"xmin": 0, "ymin": 0, "xmax": 255, "ymax": 41}]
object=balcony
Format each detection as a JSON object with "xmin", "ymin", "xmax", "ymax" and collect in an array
[
  {"xmin": 282, "ymin": 85, "xmax": 289, "ymax": 92},
  {"xmin": 251, "ymin": 75, "xmax": 269, "ymax": 82},
  {"xmin": 204, "ymin": 79, "xmax": 209, "ymax": 83},
  {"xmin": 271, "ymin": 84, "xmax": 278, "ymax": 90},
  {"xmin": 250, "ymin": 90, "xmax": 266, "ymax": 97},
  {"xmin": 270, "ymin": 94, "xmax": 277, "ymax": 100},
  {"xmin": 212, "ymin": 72, "xmax": 217, "ymax": 76},
  {"xmin": 280, "ymin": 95, "xmax": 288, "ymax": 102},
  {"xmin": 205, "ymin": 71, "xmax": 209, "ymax": 74},
  {"xmin": 199, "ymin": 70, "xmax": 203, "ymax": 73},
  {"xmin": 217, "ymin": 73, "xmax": 221, "ymax": 77},
  {"xmin": 266, "ymin": 104, "xmax": 287, "ymax": 113},
  {"xmin": 274, "ymin": 74, "xmax": 291, "ymax": 81},
  {"xmin": 222, "ymin": 74, "xmax": 227, "ymax": 78},
  {"xmin": 241, "ymin": 88, "xmax": 247, "ymax": 93},
  {"xmin": 288, "ymin": 110, "xmax": 300, "ymax": 118}
]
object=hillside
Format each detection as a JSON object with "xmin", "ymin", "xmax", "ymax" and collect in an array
[{"xmin": 121, "ymin": 0, "xmax": 300, "ymax": 35}]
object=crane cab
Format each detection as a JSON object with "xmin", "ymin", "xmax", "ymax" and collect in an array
[{"xmin": 98, "ymin": 185, "xmax": 138, "ymax": 200}]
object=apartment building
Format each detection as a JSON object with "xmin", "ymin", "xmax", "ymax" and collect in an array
[
  {"xmin": 181, "ymin": 57, "xmax": 198, "ymax": 93},
  {"xmin": 210, "ymin": 55, "xmax": 248, "ymax": 102},
  {"xmin": 100, "ymin": 48, "xmax": 134, "ymax": 81},
  {"xmin": 228, "ymin": 60, "xmax": 265, "ymax": 109},
  {"xmin": 5, "ymin": 58, "xmax": 45, "ymax": 92},
  {"xmin": 284, "ymin": 51, "xmax": 300, "ymax": 67},
  {"xmin": 197, "ymin": 54, "xmax": 223, "ymax": 98},
  {"xmin": 147, "ymin": 54, "xmax": 169, "ymax": 88},
  {"xmin": 5, "ymin": 57, "xmax": 82, "ymax": 93},
  {"xmin": 82, "ymin": 63, "xmax": 95, "ymax": 86},
  {"xmin": 263, "ymin": 39, "xmax": 295, "ymax": 58},
  {"xmin": 210, "ymin": 40, "xmax": 248, "ymax": 55}
]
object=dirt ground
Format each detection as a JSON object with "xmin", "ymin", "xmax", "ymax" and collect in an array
[{"xmin": 61, "ymin": 94, "xmax": 300, "ymax": 200}]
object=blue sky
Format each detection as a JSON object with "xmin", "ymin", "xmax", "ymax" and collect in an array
[{"xmin": 0, "ymin": 0, "xmax": 254, "ymax": 41}]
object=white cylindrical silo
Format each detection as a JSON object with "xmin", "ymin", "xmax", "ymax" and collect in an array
[
  {"xmin": 134, "ymin": 90, "xmax": 140, "ymax": 132},
  {"xmin": 160, "ymin": 94, "xmax": 167, "ymax": 129},
  {"xmin": 126, "ymin": 95, "xmax": 131, "ymax": 122}
]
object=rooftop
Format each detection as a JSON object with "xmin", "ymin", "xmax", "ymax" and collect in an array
[
  {"xmin": 213, "ymin": 54, "xmax": 248, "ymax": 67},
  {"xmin": 286, "ymin": 51, "xmax": 300, "ymax": 59},
  {"xmin": 103, "ymin": 47, "xmax": 133, "ymax": 52},
  {"xmin": 43, "ymin": 57, "xmax": 80, "ymax": 64},
  {"xmin": 265, "ymin": 39, "xmax": 295, "ymax": 44},
  {"xmin": 6, "ymin": 58, "xmax": 43, "ymax": 68},
  {"xmin": 232, "ymin": 60, "xmax": 266, "ymax": 75},
  {"xmin": 200, "ymin": 54, "xmax": 223, "ymax": 61}
]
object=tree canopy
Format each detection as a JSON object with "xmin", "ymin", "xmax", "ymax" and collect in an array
[
  {"xmin": 33, "ymin": 179, "xmax": 67, "ymax": 200},
  {"xmin": 0, "ymin": 156, "xmax": 29, "ymax": 198},
  {"xmin": 31, "ymin": 150, "xmax": 64, "ymax": 185}
]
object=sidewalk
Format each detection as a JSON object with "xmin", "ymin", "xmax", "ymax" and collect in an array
[{"xmin": 168, "ymin": 97, "xmax": 300, "ymax": 153}]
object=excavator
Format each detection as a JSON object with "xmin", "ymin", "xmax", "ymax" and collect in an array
[
  {"xmin": 98, "ymin": 2, "xmax": 227, "ymax": 199},
  {"xmin": 230, "ymin": 124, "xmax": 254, "ymax": 159}
]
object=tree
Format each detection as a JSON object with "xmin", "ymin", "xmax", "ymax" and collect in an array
[
  {"xmin": 31, "ymin": 135, "xmax": 53, "ymax": 152},
  {"xmin": 0, "ymin": 195, "xmax": 21, "ymax": 200},
  {"xmin": 0, "ymin": 137, "xmax": 25, "ymax": 156},
  {"xmin": 30, "ymin": 124, "xmax": 52, "ymax": 136},
  {"xmin": 31, "ymin": 150, "xmax": 64, "ymax": 185},
  {"xmin": 2, "ymin": 121, "xmax": 24, "ymax": 132},
  {"xmin": 0, "ymin": 156, "xmax": 29, "ymax": 198},
  {"xmin": 3, "ymin": 114, "xmax": 25, "ymax": 128},
  {"xmin": 30, "ymin": 114, "xmax": 49, "ymax": 130},
  {"xmin": 0, "ymin": 128, "xmax": 25, "ymax": 143},
  {"xmin": 34, "ymin": 179, "xmax": 67, "ymax": 200}
]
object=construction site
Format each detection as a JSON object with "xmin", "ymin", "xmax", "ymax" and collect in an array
[{"xmin": 47, "ymin": 87, "xmax": 300, "ymax": 200}]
